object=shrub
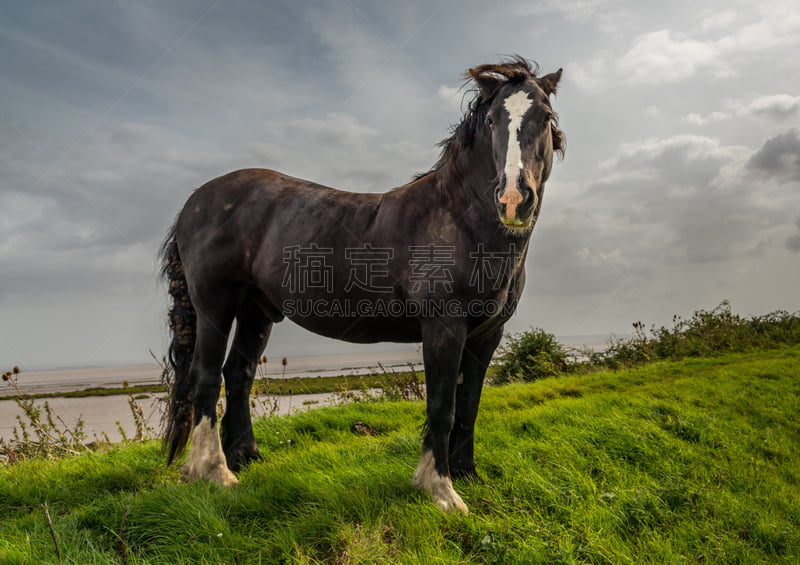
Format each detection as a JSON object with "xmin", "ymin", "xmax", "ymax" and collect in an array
[
  {"xmin": 492, "ymin": 301, "xmax": 800, "ymax": 382},
  {"xmin": 581, "ymin": 301, "xmax": 800, "ymax": 372},
  {"xmin": 493, "ymin": 328, "xmax": 570, "ymax": 383}
]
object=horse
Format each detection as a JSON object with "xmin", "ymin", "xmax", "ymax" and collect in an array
[{"xmin": 160, "ymin": 56, "xmax": 564, "ymax": 514}]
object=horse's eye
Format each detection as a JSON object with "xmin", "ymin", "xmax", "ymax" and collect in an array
[
  {"xmin": 486, "ymin": 116, "xmax": 494, "ymax": 129},
  {"xmin": 543, "ymin": 115, "xmax": 551, "ymax": 127}
]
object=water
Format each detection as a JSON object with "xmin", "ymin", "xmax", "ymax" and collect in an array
[
  {"xmin": 0, "ymin": 349, "xmax": 424, "ymax": 444},
  {"xmin": 0, "ymin": 391, "xmax": 337, "ymax": 444}
]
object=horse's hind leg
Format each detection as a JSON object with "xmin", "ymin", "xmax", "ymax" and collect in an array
[
  {"xmin": 221, "ymin": 294, "xmax": 274, "ymax": 472},
  {"xmin": 182, "ymin": 287, "xmax": 243, "ymax": 486}
]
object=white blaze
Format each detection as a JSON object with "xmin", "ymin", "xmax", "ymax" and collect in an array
[
  {"xmin": 503, "ymin": 91, "xmax": 533, "ymax": 178},
  {"xmin": 499, "ymin": 91, "xmax": 534, "ymax": 221}
]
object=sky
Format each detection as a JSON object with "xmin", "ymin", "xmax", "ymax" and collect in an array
[{"xmin": 1, "ymin": 0, "xmax": 799, "ymax": 369}]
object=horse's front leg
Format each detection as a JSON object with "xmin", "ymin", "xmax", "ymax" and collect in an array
[
  {"xmin": 449, "ymin": 328, "xmax": 503, "ymax": 480},
  {"xmin": 414, "ymin": 320, "xmax": 469, "ymax": 514}
]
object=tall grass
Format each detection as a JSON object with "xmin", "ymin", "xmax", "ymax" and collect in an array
[{"xmin": 0, "ymin": 371, "xmax": 156, "ymax": 463}]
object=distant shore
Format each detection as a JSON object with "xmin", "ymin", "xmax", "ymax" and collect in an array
[
  {"xmin": 4, "ymin": 349, "xmax": 426, "ymax": 397},
  {"xmin": 3, "ymin": 336, "xmax": 609, "ymax": 397}
]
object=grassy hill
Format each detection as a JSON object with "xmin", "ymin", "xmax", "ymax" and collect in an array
[{"xmin": 1, "ymin": 346, "xmax": 799, "ymax": 564}]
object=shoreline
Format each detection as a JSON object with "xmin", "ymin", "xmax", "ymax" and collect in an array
[
  {"xmin": 3, "ymin": 336, "xmax": 610, "ymax": 397},
  {"xmin": 4, "ymin": 349, "xmax": 427, "ymax": 397}
]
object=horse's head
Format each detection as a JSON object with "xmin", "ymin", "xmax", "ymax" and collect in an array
[{"xmin": 469, "ymin": 60, "xmax": 563, "ymax": 233}]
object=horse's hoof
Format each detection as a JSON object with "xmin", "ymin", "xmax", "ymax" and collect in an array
[
  {"xmin": 433, "ymin": 489, "xmax": 470, "ymax": 515},
  {"xmin": 181, "ymin": 461, "xmax": 239, "ymax": 486},
  {"xmin": 413, "ymin": 451, "xmax": 470, "ymax": 515}
]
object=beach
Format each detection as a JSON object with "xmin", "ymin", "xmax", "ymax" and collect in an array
[{"xmin": 1, "ymin": 348, "xmax": 425, "ymax": 443}]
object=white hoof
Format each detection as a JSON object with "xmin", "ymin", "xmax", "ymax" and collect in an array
[
  {"xmin": 413, "ymin": 450, "xmax": 469, "ymax": 515},
  {"xmin": 181, "ymin": 416, "xmax": 239, "ymax": 487}
]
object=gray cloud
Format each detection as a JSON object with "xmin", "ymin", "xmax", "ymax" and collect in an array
[
  {"xmin": 747, "ymin": 129, "xmax": 800, "ymax": 183},
  {"xmin": 788, "ymin": 217, "xmax": 800, "ymax": 252},
  {"xmin": 748, "ymin": 95, "xmax": 800, "ymax": 119},
  {"xmin": 616, "ymin": 30, "xmax": 724, "ymax": 84},
  {"xmin": 244, "ymin": 113, "xmax": 436, "ymax": 191},
  {"xmin": 570, "ymin": 1, "xmax": 800, "ymax": 89},
  {"xmin": 684, "ymin": 94, "xmax": 800, "ymax": 125},
  {"xmin": 529, "ymin": 130, "xmax": 793, "ymax": 311}
]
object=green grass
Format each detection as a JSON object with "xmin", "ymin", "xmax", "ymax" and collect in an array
[
  {"xmin": 1, "ymin": 347, "xmax": 799, "ymax": 563},
  {"xmin": 0, "ymin": 384, "xmax": 169, "ymax": 402},
  {"xmin": 0, "ymin": 372, "xmax": 422, "ymax": 402},
  {"xmin": 252, "ymin": 371, "xmax": 423, "ymax": 397}
]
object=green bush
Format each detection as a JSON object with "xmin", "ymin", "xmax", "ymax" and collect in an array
[
  {"xmin": 648, "ymin": 300, "xmax": 800, "ymax": 360},
  {"xmin": 494, "ymin": 328, "xmax": 569, "ymax": 383},
  {"xmin": 493, "ymin": 301, "xmax": 800, "ymax": 381}
]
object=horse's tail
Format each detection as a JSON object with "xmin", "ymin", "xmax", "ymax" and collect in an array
[{"xmin": 159, "ymin": 221, "xmax": 196, "ymax": 464}]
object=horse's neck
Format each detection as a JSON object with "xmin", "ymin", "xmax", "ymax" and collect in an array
[{"xmin": 445, "ymin": 143, "xmax": 497, "ymax": 207}]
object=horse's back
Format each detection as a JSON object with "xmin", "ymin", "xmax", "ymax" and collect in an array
[{"xmin": 174, "ymin": 168, "xmax": 386, "ymax": 289}]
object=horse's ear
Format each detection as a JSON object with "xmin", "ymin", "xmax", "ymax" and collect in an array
[
  {"xmin": 468, "ymin": 68, "xmax": 505, "ymax": 100},
  {"xmin": 538, "ymin": 68, "xmax": 563, "ymax": 96}
]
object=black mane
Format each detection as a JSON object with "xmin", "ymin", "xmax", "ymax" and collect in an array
[{"xmin": 415, "ymin": 56, "xmax": 541, "ymax": 181}]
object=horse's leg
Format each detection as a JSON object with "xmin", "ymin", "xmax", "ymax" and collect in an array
[
  {"xmin": 181, "ymin": 288, "xmax": 243, "ymax": 486},
  {"xmin": 449, "ymin": 328, "xmax": 503, "ymax": 480},
  {"xmin": 221, "ymin": 295, "xmax": 273, "ymax": 472},
  {"xmin": 413, "ymin": 320, "xmax": 469, "ymax": 514}
]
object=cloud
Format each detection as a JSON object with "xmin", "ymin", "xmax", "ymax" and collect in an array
[
  {"xmin": 514, "ymin": 0, "xmax": 635, "ymax": 38},
  {"xmin": 747, "ymin": 94, "xmax": 800, "ymax": 119},
  {"xmin": 715, "ymin": 2, "xmax": 800, "ymax": 53},
  {"xmin": 437, "ymin": 85, "xmax": 463, "ymax": 111},
  {"xmin": 699, "ymin": 10, "xmax": 738, "ymax": 32},
  {"xmin": 683, "ymin": 111, "xmax": 730, "ymax": 126},
  {"xmin": 537, "ymin": 132, "xmax": 793, "ymax": 286},
  {"xmin": 516, "ymin": 0, "xmax": 622, "ymax": 23},
  {"xmin": 747, "ymin": 129, "xmax": 800, "ymax": 183},
  {"xmin": 572, "ymin": 3, "xmax": 800, "ymax": 89},
  {"xmin": 0, "ymin": 120, "xmax": 228, "ymax": 297},
  {"xmin": 616, "ymin": 30, "xmax": 724, "ymax": 83},
  {"xmin": 788, "ymin": 217, "xmax": 800, "ymax": 252},
  {"xmin": 684, "ymin": 94, "xmax": 800, "ymax": 125},
  {"xmin": 245, "ymin": 112, "xmax": 436, "ymax": 191},
  {"xmin": 602, "ymin": 134, "xmax": 743, "ymax": 190},
  {"xmin": 569, "ymin": 51, "xmax": 612, "ymax": 90}
]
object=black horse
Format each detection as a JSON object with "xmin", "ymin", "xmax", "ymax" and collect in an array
[{"xmin": 160, "ymin": 57, "xmax": 563, "ymax": 514}]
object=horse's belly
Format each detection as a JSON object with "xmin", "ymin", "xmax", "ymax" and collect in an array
[{"xmin": 285, "ymin": 311, "xmax": 421, "ymax": 344}]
